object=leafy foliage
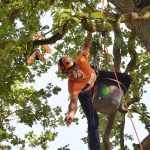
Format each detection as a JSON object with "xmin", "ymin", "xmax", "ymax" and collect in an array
[{"xmin": 0, "ymin": 0, "xmax": 150, "ymax": 149}]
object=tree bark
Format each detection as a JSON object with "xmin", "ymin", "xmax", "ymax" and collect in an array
[
  {"xmin": 108, "ymin": 0, "xmax": 150, "ymax": 52},
  {"xmin": 103, "ymin": 113, "xmax": 116, "ymax": 150},
  {"xmin": 119, "ymin": 114, "xmax": 125, "ymax": 150},
  {"xmin": 111, "ymin": 21, "xmax": 122, "ymax": 72},
  {"xmin": 133, "ymin": 134, "xmax": 150, "ymax": 150},
  {"xmin": 125, "ymin": 30, "xmax": 137, "ymax": 73}
]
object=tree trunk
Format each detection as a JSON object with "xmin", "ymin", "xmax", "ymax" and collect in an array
[{"xmin": 108, "ymin": 0, "xmax": 150, "ymax": 52}]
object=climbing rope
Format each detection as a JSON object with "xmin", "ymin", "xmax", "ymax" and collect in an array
[
  {"xmin": 92, "ymin": 0, "xmax": 143, "ymax": 150},
  {"xmin": 101, "ymin": 0, "xmax": 105, "ymax": 16},
  {"xmin": 102, "ymin": 31, "xmax": 143, "ymax": 150}
]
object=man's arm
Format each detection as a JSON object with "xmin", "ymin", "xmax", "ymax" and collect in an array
[
  {"xmin": 83, "ymin": 31, "xmax": 92, "ymax": 52},
  {"xmin": 65, "ymin": 97, "xmax": 78, "ymax": 125}
]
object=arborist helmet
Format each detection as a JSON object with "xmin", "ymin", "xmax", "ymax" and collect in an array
[{"xmin": 58, "ymin": 56, "xmax": 76, "ymax": 74}]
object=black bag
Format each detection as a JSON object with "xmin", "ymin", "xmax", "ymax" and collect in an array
[{"xmin": 92, "ymin": 71, "xmax": 132, "ymax": 114}]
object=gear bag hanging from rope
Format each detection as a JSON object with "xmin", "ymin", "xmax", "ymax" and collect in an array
[
  {"xmin": 90, "ymin": 30, "xmax": 132, "ymax": 114},
  {"xmin": 92, "ymin": 71, "xmax": 132, "ymax": 114}
]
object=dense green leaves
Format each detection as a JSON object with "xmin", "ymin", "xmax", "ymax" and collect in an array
[{"xmin": 0, "ymin": 0, "xmax": 150, "ymax": 149}]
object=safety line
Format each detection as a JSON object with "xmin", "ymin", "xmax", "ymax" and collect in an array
[
  {"xmin": 102, "ymin": 32, "xmax": 143, "ymax": 150},
  {"xmin": 99, "ymin": 1, "xmax": 143, "ymax": 149},
  {"xmin": 101, "ymin": 0, "xmax": 105, "ymax": 16}
]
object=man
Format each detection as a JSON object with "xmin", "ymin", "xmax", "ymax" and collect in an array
[{"xmin": 58, "ymin": 31, "xmax": 100, "ymax": 150}]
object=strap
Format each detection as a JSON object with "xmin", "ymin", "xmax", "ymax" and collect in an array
[
  {"xmin": 81, "ymin": 73, "xmax": 95, "ymax": 92},
  {"xmin": 81, "ymin": 83, "xmax": 90, "ymax": 92},
  {"xmin": 97, "ymin": 77, "xmax": 127, "ymax": 92}
]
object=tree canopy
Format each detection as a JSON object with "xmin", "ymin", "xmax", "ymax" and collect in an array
[{"xmin": 0, "ymin": 0, "xmax": 150, "ymax": 149}]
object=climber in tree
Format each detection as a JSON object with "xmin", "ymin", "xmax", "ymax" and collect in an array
[{"xmin": 58, "ymin": 31, "xmax": 100, "ymax": 150}]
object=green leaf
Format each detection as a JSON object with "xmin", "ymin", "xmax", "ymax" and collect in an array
[{"xmin": 91, "ymin": 12, "xmax": 102, "ymax": 19}]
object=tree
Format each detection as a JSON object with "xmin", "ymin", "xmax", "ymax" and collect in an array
[{"xmin": 0, "ymin": 0, "xmax": 150, "ymax": 149}]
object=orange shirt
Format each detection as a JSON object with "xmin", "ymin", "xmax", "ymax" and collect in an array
[{"xmin": 68, "ymin": 51, "xmax": 97, "ymax": 99}]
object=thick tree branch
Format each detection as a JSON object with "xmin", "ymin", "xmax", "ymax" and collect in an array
[
  {"xmin": 133, "ymin": 134, "xmax": 150, "ymax": 150},
  {"xmin": 110, "ymin": 11, "xmax": 150, "ymax": 23},
  {"xmin": 81, "ymin": 17, "xmax": 94, "ymax": 32},
  {"xmin": 32, "ymin": 10, "xmax": 150, "ymax": 47},
  {"xmin": 108, "ymin": 0, "xmax": 150, "ymax": 52},
  {"xmin": 33, "ymin": 32, "xmax": 63, "ymax": 46},
  {"xmin": 131, "ymin": 12, "xmax": 150, "ymax": 20},
  {"xmin": 119, "ymin": 114, "xmax": 125, "ymax": 150},
  {"xmin": 82, "ymin": 0, "xmax": 96, "ymax": 12},
  {"xmin": 32, "ymin": 20, "xmax": 75, "ymax": 47},
  {"xmin": 125, "ymin": 30, "xmax": 137, "ymax": 73},
  {"xmin": 111, "ymin": 19, "xmax": 122, "ymax": 72},
  {"xmin": 103, "ymin": 113, "xmax": 116, "ymax": 150},
  {"xmin": 8, "ymin": 8, "xmax": 21, "ymax": 22},
  {"xmin": 107, "ymin": 0, "xmax": 137, "ymax": 13}
]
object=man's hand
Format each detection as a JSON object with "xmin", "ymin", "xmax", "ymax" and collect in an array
[
  {"xmin": 83, "ymin": 31, "xmax": 93, "ymax": 51},
  {"xmin": 65, "ymin": 114, "xmax": 74, "ymax": 125},
  {"xmin": 65, "ymin": 97, "xmax": 78, "ymax": 125}
]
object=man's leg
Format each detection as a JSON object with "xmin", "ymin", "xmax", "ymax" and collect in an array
[{"xmin": 79, "ymin": 92, "xmax": 100, "ymax": 150}]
